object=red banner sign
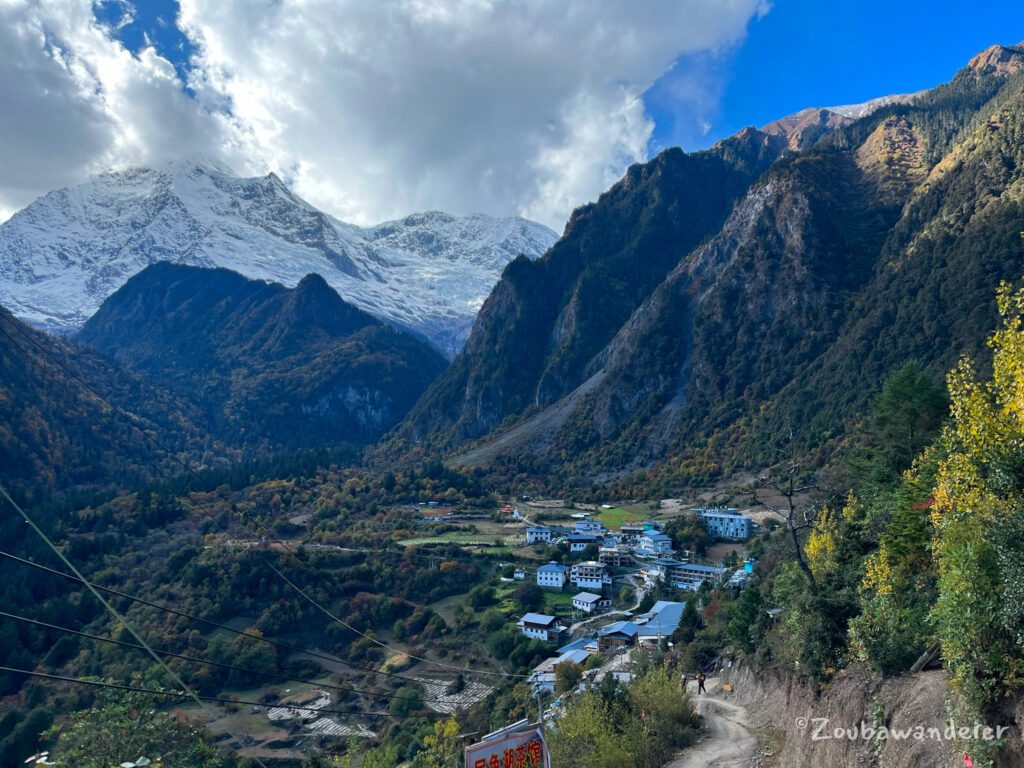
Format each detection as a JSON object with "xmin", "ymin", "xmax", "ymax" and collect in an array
[{"xmin": 464, "ymin": 725, "xmax": 550, "ymax": 768}]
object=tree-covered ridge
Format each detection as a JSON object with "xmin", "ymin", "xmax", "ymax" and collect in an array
[
  {"xmin": 0, "ymin": 305, "xmax": 219, "ymax": 506},
  {"xmin": 80, "ymin": 263, "xmax": 448, "ymax": 452}
]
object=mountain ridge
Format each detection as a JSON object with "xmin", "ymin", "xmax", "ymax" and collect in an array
[
  {"xmin": 79, "ymin": 262, "xmax": 448, "ymax": 451},
  {"xmin": 0, "ymin": 160, "xmax": 557, "ymax": 357}
]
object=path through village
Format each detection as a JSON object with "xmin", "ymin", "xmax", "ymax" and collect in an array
[{"xmin": 668, "ymin": 677, "xmax": 760, "ymax": 768}]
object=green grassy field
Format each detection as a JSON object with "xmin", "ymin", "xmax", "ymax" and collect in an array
[
  {"xmin": 543, "ymin": 590, "xmax": 576, "ymax": 615},
  {"xmin": 595, "ymin": 507, "xmax": 650, "ymax": 528}
]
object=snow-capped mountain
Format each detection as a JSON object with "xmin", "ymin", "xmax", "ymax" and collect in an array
[{"xmin": 0, "ymin": 160, "xmax": 557, "ymax": 357}]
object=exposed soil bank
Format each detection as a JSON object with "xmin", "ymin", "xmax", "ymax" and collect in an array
[{"xmin": 719, "ymin": 661, "xmax": 1023, "ymax": 768}]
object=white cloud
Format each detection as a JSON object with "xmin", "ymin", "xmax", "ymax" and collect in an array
[
  {"xmin": 0, "ymin": 0, "xmax": 224, "ymax": 216},
  {"xmin": 0, "ymin": 0, "xmax": 766, "ymax": 230}
]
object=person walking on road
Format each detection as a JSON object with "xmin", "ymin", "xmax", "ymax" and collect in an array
[{"xmin": 697, "ymin": 672, "xmax": 707, "ymax": 694}]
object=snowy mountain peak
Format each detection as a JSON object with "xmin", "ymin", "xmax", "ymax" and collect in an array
[{"xmin": 0, "ymin": 161, "xmax": 557, "ymax": 358}]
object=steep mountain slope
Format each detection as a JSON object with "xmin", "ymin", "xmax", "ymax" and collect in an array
[
  {"xmin": 0, "ymin": 305, "xmax": 212, "ymax": 504},
  {"xmin": 79, "ymin": 263, "xmax": 448, "ymax": 450},
  {"xmin": 391, "ymin": 127, "xmax": 788, "ymax": 455},
  {"xmin": 0, "ymin": 161, "xmax": 556, "ymax": 357},
  {"xmin": 389, "ymin": 42, "xmax": 1024, "ymax": 489}
]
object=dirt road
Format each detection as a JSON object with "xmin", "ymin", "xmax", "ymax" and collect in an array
[{"xmin": 669, "ymin": 678, "xmax": 759, "ymax": 768}]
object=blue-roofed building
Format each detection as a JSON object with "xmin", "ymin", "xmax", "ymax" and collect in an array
[
  {"xmin": 574, "ymin": 519, "xmax": 607, "ymax": 535},
  {"xmin": 572, "ymin": 591, "xmax": 611, "ymax": 613},
  {"xmin": 557, "ymin": 637, "xmax": 597, "ymax": 655},
  {"xmin": 674, "ymin": 562, "xmax": 726, "ymax": 590},
  {"xmin": 597, "ymin": 620, "xmax": 640, "ymax": 652},
  {"xmin": 536, "ymin": 561, "xmax": 569, "ymax": 590},
  {"xmin": 634, "ymin": 531, "xmax": 674, "ymax": 557},
  {"xmin": 529, "ymin": 646, "xmax": 595, "ymax": 692},
  {"xmin": 634, "ymin": 600, "xmax": 686, "ymax": 643},
  {"xmin": 566, "ymin": 533, "xmax": 602, "ymax": 552},
  {"xmin": 526, "ymin": 526, "xmax": 552, "ymax": 544}
]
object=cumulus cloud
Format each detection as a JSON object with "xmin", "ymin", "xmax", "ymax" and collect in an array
[
  {"xmin": 0, "ymin": 0, "xmax": 222, "ymax": 217},
  {"xmin": 0, "ymin": 0, "xmax": 767, "ymax": 230}
]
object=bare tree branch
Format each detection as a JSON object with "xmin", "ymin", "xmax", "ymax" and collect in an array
[{"xmin": 751, "ymin": 436, "xmax": 827, "ymax": 588}]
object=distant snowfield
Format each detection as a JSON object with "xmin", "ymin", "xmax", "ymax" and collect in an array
[{"xmin": 0, "ymin": 160, "xmax": 557, "ymax": 357}]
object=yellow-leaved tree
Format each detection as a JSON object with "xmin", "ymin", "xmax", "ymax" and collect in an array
[{"xmin": 930, "ymin": 282, "xmax": 1024, "ymax": 766}]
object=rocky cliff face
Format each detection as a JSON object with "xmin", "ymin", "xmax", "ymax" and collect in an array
[{"xmin": 393, "ymin": 127, "xmax": 787, "ymax": 450}]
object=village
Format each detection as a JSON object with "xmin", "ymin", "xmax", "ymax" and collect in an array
[
  {"xmin": 501, "ymin": 503, "xmax": 758, "ymax": 708},
  {"xmin": 192, "ymin": 497, "xmax": 771, "ymax": 760}
]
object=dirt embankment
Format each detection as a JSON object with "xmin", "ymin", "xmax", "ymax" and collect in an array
[{"xmin": 720, "ymin": 662, "xmax": 1024, "ymax": 768}]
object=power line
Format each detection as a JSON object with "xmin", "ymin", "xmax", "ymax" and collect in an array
[
  {"xmin": 0, "ymin": 667, "xmax": 447, "ymax": 720},
  {"xmin": 261, "ymin": 558, "xmax": 528, "ymax": 679},
  {"xmin": 0, "ymin": 549, "xmax": 430, "ymax": 685},
  {"xmin": 0, "ymin": 610, "xmax": 463, "ymax": 707},
  {"xmin": 0, "ymin": 315, "xmax": 526, "ymax": 680},
  {"xmin": 0, "ymin": 483, "xmax": 270, "ymax": 768}
]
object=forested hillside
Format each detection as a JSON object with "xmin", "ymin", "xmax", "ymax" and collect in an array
[
  {"xmin": 0, "ymin": 305, "xmax": 216, "ymax": 505},
  {"xmin": 80, "ymin": 263, "xmax": 448, "ymax": 452}
]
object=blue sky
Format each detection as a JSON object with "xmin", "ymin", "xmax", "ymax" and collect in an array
[
  {"xmin": 94, "ymin": 0, "xmax": 194, "ymax": 83},
  {"xmin": 650, "ymin": 0, "xmax": 1024, "ymax": 151}
]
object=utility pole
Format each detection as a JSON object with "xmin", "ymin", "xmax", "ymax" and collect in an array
[{"xmin": 536, "ymin": 688, "xmax": 546, "ymax": 728}]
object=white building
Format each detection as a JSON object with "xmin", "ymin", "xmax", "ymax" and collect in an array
[
  {"xmin": 635, "ymin": 531, "xmax": 674, "ymax": 557},
  {"xmin": 526, "ymin": 526, "xmax": 553, "ymax": 544},
  {"xmin": 536, "ymin": 561, "xmax": 569, "ymax": 590},
  {"xmin": 572, "ymin": 592, "xmax": 611, "ymax": 614},
  {"xmin": 574, "ymin": 520, "xmax": 607, "ymax": 535},
  {"xmin": 517, "ymin": 613, "xmax": 565, "ymax": 642},
  {"xmin": 566, "ymin": 533, "xmax": 601, "ymax": 552},
  {"xmin": 570, "ymin": 561, "xmax": 611, "ymax": 591}
]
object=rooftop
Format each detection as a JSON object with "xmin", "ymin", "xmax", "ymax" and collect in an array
[
  {"xmin": 635, "ymin": 601, "xmax": 686, "ymax": 638},
  {"xmin": 519, "ymin": 613, "xmax": 557, "ymax": 626},
  {"xmin": 643, "ymin": 532, "xmax": 672, "ymax": 542},
  {"xmin": 573, "ymin": 592, "xmax": 603, "ymax": 603},
  {"xmin": 558, "ymin": 637, "xmax": 596, "ymax": 654},
  {"xmin": 537, "ymin": 561, "xmax": 569, "ymax": 573},
  {"xmin": 652, "ymin": 557, "xmax": 684, "ymax": 566},
  {"xmin": 598, "ymin": 620, "xmax": 640, "ymax": 638},
  {"xmin": 556, "ymin": 649, "xmax": 591, "ymax": 666},
  {"xmin": 682, "ymin": 563, "xmax": 725, "ymax": 573}
]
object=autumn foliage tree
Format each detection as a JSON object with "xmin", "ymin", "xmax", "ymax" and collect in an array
[{"xmin": 926, "ymin": 282, "xmax": 1024, "ymax": 765}]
